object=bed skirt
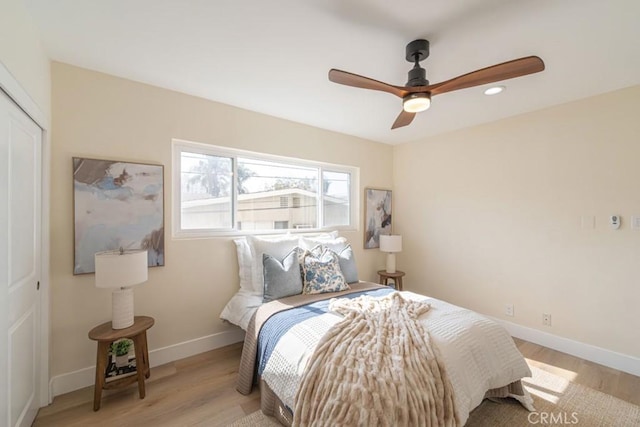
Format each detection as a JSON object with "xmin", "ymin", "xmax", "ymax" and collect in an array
[{"xmin": 260, "ymin": 380, "xmax": 293, "ymax": 426}]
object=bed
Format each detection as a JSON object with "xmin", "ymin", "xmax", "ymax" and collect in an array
[{"xmin": 223, "ymin": 234, "xmax": 534, "ymax": 426}]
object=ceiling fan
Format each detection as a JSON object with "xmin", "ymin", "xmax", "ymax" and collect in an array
[{"xmin": 328, "ymin": 39, "xmax": 545, "ymax": 129}]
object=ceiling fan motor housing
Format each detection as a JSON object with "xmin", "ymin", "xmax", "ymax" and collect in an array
[
  {"xmin": 407, "ymin": 66, "xmax": 428, "ymax": 87},
  {"xmin": 405, "ymin": 39, "xmax": 430, "ymax": 86}
]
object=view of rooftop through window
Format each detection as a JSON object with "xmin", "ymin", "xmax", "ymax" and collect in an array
[{"xmin": 237, "ymin": 158, "xmax": 318, "ymax": 230}]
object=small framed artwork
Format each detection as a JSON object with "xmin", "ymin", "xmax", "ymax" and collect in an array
[
  {"xmin": 364, "ymin": 188, "xmax": 392, "ymax": 249},
  {"xmin": 73, "ymin": 157, "xmax": 165, "ymax": 274}
]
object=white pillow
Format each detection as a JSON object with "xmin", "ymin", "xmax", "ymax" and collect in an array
[
  {"xmin": 220, "ymin": 290, "xmax": 262, "ymax": 330},
  {"xmin": 233, "ymin": 237, "xmax": 252, "ymax": 292},
  {"xmin": 313, "ymin": 230, "xmax": 340, "ymax": 239},
  {"xmin": 300, "ymin": 235, "xmax": 348, "ymax": 253},
  {"xmin": 220, "ymin": 238, "xmax": 258, "ymax": 329},
  {"xmin": 223, "ymin": 235, "xmax": 297, "ymax": 329},
  {"xmin": 248, "ymin": 235, "xmax": 300, "ymax": 297},
  {"xmin": 298, "ymin": 231, "xmax": 339, "ymax": 246}
]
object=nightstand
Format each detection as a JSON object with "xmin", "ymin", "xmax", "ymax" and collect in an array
[
  {"xmin": 377, "ymin": 270, "xmax": 405, "ymax": 291},
  {"xmin": 88, "ymin": 315, "xmax": 154, "ymax": 411}
]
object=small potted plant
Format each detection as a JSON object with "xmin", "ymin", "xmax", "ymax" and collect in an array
[{"xmin": 110, "ymin": 339, "xmax": 132, "ymax": 367}]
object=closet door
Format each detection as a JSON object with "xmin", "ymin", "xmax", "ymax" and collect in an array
[{"xmin": 0, "ymin": 89, "xmax": 42, "ymax": 427}]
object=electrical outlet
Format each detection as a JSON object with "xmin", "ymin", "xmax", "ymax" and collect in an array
[
  {"xmin": 542, "ymin": 313, "xmax": 552, "ymax": 326},
  {"xmin": 505, "ymin": 304, "xmax": 514, "ymax": 317}
]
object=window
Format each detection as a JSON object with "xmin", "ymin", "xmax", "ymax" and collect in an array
[
  {"xmin": 322, "ymin": 171, "xmax": 351, "ymax": 227},
  {"xmin": 179, "ymin": 151, "xmax": 233, "ymax": 230},
  {"xmin": 172, "ymin": 139, "xmax": 359, "ymax": 237},
  {"xmin": 274, "ymin": 221, "xmax": 289, "ymax": 229}
]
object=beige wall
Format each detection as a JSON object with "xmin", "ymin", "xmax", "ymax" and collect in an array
[
  {"xmin": 0, "ymin": 0, "xmax": 50, "ymax": 115},
  {"xmin": 394, "ymin": 85, "xmax": 640, "ymax": 358},
  {"xmin": 50, "ymin": 62, "xmax": 391, "ymax": 377}
]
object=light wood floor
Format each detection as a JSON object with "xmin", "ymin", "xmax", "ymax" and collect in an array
[{"xmin": 34, "ymin": 339, "xmax": 640, "ymax": 426}]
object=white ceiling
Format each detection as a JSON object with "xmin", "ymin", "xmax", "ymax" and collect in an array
[{"xmin": 24, "ymin": 0, "xmax": 640, "ymax": 145}]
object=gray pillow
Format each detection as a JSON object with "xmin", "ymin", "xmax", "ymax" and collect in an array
[
  {"xmin": 336, "ymin": 245, "xmax": 358, "ymax": 284},
  {"xmin": 262, "ymin": 248, "xmax": 303, "ymax": 302}
]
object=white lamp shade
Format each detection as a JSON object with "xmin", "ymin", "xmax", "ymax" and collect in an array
[
  {"xmin": 95, "ymin": 249, "xmax": 148, "ymax": 289},
  {"xmin": 380, "ymin": 235, "xmax": 402, "ymax": 253}
]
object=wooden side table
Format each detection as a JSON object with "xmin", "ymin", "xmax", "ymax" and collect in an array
[
  {"xmin": 88, "ymin": 315, "xmax": 154, "ymax": 411},
  {"xmin": 377, "ymin": 270, "xmax": 405, "ymax": 291}
]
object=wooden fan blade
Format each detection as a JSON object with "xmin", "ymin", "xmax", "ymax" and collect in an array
[
  {"xmin": 329, "ymin": 69, "xmax": 408, "ymax": 98},
  {"xmin": 421, "ymin": 56, "xmax": 545, "ymax": 96},
  {"xmin": 391, "ymin": 110, "xmax": 416, "ymax": 129}
]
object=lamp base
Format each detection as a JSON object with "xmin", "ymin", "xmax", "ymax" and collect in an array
[
  {"xmin": 112, "ymin": 288, "xmax": 134, "ymax": 329},
  {"xmin": 386, "ymin": 253, "xmax": 397, "ymax": 274}
]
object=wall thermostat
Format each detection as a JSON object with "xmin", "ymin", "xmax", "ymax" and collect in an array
[{"xmin": 609, "ymin": 215, "xmax": 621, "ymax": 230}]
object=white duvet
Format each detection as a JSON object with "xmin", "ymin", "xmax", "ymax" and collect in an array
[{"xmin": 261, "ymin": 291, "xmax": 534, "ymax": 425}]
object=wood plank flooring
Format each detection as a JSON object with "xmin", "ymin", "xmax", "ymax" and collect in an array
[
  {"xmin": 514, "ymin": 338, "xmax": 640, "ymax": 406},
  {"xmin": 34, "ymin": 339, "xmax": 640, "ymax": 426}
]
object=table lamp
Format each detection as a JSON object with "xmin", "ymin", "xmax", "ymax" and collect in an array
[
  {"xmin": 380, "ymin": 235, "xmax": 402, "ymax": 274},
  {"xmin": 95, "ymin": 248, "xmax": 148, "ymax": 329}
]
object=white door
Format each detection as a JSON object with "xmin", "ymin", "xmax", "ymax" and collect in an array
[{"xmin": 0, "ymin": 90, "xmax": 42, "ymax": 427}]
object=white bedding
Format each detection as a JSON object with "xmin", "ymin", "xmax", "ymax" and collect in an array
[{"xmin": 261, "ymin": 291, "xmax": 534, "ymax": 425}]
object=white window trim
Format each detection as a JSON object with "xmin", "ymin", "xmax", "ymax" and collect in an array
[{"xmin": 172, "ymin": 139, "xmax": 359, "ymax": 238}]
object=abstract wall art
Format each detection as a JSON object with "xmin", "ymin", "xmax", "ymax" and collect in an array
[
  {"xmin": 364, "ymin": 188, "xmax": 392, "ymax": 249},
  {"xmin": 73, "ymin": 157, "xmax": 164, "ymax": 274}
]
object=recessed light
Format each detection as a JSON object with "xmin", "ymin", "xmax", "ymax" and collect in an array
[{"xmin": 484, "ymin": 85, "xmax": 505, "ymax": 96}]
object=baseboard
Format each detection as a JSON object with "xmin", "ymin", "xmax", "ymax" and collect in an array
[
  {"xmin": 491, "ymin": 317, "xmax": 640, "ymax": 377},
  {"xmin": 49, "ymin": 328, "xmax": 245, "ymax": 398}
]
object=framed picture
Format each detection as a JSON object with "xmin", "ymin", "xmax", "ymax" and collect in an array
[
  {"xmin": 73, "ymin": 157, "xmax": 164, "ymax": 274},
  {"xmin": 364, "ymin": 188, "xmax": 392, "ymax": 249}
]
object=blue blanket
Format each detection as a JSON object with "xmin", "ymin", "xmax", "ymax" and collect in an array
[{"xmin": 257, "ymin": 287, "xmax": 394, "ymax": 376}]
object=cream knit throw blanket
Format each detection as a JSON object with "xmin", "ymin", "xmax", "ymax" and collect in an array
[{"xmin": 293, "ymin": 292, "xmax": 458, "ymax": 427}]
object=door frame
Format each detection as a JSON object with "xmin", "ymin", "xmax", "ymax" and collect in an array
[{"xmin": 0, "ymin": 61, "xmax": 51, "ymax": 406}]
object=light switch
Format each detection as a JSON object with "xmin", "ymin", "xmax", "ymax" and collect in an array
[
  {"xmin": 581, "ymin": 215, "xmax": 595, "ymax": 229},
  {"xmin": 632, "ymin": 216, "xmax": 640, "ymax": 230}
]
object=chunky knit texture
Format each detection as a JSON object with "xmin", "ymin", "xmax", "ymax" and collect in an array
[{"xmin": 293, "ymin": 292, "xmax": 459, "ymax": 427}]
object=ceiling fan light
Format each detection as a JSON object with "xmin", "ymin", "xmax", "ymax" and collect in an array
[{"xmin": 403, "ymin": 93, "xmax": 431, "ymax": 113}]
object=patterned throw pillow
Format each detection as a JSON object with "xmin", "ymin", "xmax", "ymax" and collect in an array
[{"xmin": 302, "ymin": 246, "xmax": 349, "ymax": 294}]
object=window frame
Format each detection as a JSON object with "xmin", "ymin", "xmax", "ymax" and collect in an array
[{"xmin": 172, "ymin": 139, "xmax": 359, "ymax": 238}]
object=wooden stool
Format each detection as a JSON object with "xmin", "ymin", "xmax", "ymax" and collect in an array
[
  {"xmin": 377, "ymin": 270, "xmax": 405, "ymax": 291},
  {"xmin": 88, "ymin": 315, "xmax": 154, "ymax": 411}
]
